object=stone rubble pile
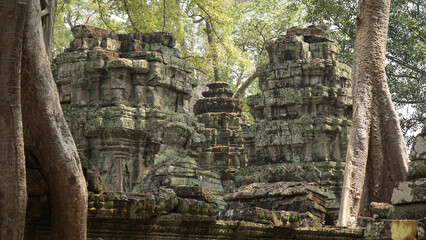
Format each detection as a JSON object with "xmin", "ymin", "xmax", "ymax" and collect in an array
[{"xmin": 220, "ymin": 181, "xmax": 329, "ymax": 227}]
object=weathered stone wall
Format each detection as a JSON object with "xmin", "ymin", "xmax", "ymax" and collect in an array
[{"xmin": 50, "ymin": 25, "xmax": 353, "ymax": 226}]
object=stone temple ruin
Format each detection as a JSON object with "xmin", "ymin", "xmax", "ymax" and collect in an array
[
  {"xmin": 237, "ymin": 26, "xmax": 352, "ymax": 225},
  {"xmin": 52, "ymin": 26, "xmax": 206, "ymax": 194},
  {"xmin": 25, "ymin": 25, "xmax": 426, "ymax": 239}
]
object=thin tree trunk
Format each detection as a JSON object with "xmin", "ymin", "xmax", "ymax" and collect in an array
[
  {"xmin": 337, "ymin": 0, "xmax": 409, "ymax": 227},
  {"xmin": 123, "ymin": 0, "xmax": 139, "ymax": 32},
  {"xmin": 21, "ymin": 0, "xmax": 88, "ymax": 239},
  {"xmin": 234, "ymin": 72, "xmax": 258, "ymax": 98},
  {"xmin": 205, "ymin": 20, "xmax": 220, "ymax": 82},
  {"xmin": 41, "ymin": 0, "xmax": 58, "ymax": 60},
  {"xmin": 0, "ymin": 1, "xmax": 28, "ymax": 238}
]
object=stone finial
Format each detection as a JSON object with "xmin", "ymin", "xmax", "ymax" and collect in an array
[
  {"xmin": 71, "ymin": 25, "xmax": 118, "ymax": 39},
  {"xmin": 266, "ymin": 26, "xmax": 338, "ymax": 63},
  {"xmin": 202, "ymin": 82, "xmax": 234, "ymax": 98},
  {"xmin": 287, "ymin": 25, "xmax": 331, "ymax": 36},
  {"xmin": 118, "ymin": 31, "xmax": 177, "ymax": 48},
  {"xmin": 194, "ymin": 82, "xmax": 242, "ymax": 115}
]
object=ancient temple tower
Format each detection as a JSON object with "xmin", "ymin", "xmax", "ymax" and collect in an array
[
  {"xmin": 194, "ymin": 82, "xmax": 248, "ymax": 194},
  {"xmin": 238, "ymin": 26, "xmax": 353, "ymax": 222},
  {"xmin": 194, "ymin": 82, "xmax": 247, "ymax": 170},
  {"xmin": 52, "ymin": 25, "xmax": 205, "ymax": 192}
]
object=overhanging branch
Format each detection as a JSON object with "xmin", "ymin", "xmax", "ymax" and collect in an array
[{"xmin": 386, "ymin": 54, "xmax": 426, "ymax": 75}]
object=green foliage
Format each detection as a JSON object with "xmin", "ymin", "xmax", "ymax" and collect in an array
[
  {"xmin": 53, "ymin": 0, "xmax": 126, "ymax": 57},
  {"xmin": 52, "ymin": 11, "xmax": 73, "ymax": 57},
  {"xmin": 234, "ymin": 0, "xmax": 303, "ymax": 64},
  {"xmin": 230, "ymin": 0, "xmax": 303, "ymax": 88},
  {"xmin": 53, "ymin": 0, "xmax": 302, "ymax": 86},
  {"xmin": 387, "ymin": 0, "xmax": 425, "ymax": 145}
]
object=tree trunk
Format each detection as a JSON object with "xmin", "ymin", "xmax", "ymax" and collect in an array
[
  {"xmin": 0, "ymin": 1, "xmax": 28, "ymax": 239},
  {"xmin": 205, "ymin": 20, "xmax": 220, "ymax": 82},
  {"xmin": 337, "ymin": 0, "xmax": 409, "ymax": 227},
  {"xmin": 20, "ymin": 0, "xmax": 88, "ymax": 239}
]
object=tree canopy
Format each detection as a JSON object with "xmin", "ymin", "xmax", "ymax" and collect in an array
[{"xmin": 52, "ymin": 0, "xmax": 425, "ymax": 144}]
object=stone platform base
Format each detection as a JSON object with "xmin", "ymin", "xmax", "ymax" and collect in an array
[
  {"xmin": 26, "ymin": 218, "xmax": 364, "ymax": 240},
  {"xmin": 25, "ymin": 189, "xmax": 364, "ymax": 240}
]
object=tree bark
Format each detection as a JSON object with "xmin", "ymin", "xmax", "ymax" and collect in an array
[
  {"xmin": 0, "ymin": 1, "xmax": 28, "ymax": 239},
  {"xmin": 20, "ymin": 0, "xmax": 88, "ymax": 239},
  {"xmin": 337, "ymin": 0, "xmax": 409, "ymax": 227},
  {"xmin": 205, "ymin": 20, "xmax": 220, "ymax": 82},
  {"xmin": 41, "ymin": 0, "xmax": 58, "ymax": 60}
]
